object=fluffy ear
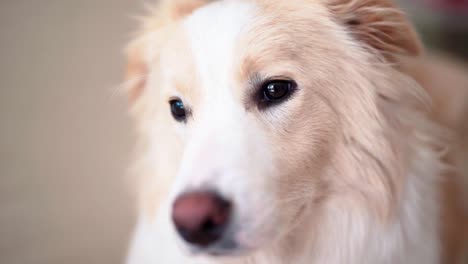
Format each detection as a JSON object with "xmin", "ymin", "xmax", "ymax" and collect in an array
[
  {"xmin": 124, "ymin": 0, "xmax": 214, "ymax": 104},
  {"xmin": 328, "ymin": 0, "xmax": 423, "ymax": 60},
  {"xmin": 125, "ymin": 38, "xmax": 148, "ymax": 104}
]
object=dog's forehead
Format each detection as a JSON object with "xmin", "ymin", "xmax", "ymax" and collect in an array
[
  {"xmin": 171, "ymin": 0, "xmax": 335, "ymax": 81},
  {"xmin": 179, "ymin": 1, "xmax": 256, "ymax": 87},
  {"xmin": 158, "ymin": 0, "xmax": 337, "ymax": 98}
]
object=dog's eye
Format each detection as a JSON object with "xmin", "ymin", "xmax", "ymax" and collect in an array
[
  {"xmin": 264, "ymin": 81, "xmax": 292, "ymax": 100},
  {"xmin": 258, "ymin": 79, "xmax": 297, "ymax": 109},
  {"xmin": 169, "ymin": 99, "xmax": 187, "ymax": 122}
]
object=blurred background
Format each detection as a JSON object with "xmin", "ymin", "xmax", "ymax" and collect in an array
[
  {"xmin": 0, "ymin": 1, "xmax": 141, "ymax": 263},
  {"xmin": 0, "ymin": 1, "xmax": 466, "ymax": 264},
  {"xmin": 401, "ymin": 0, "xmax": 468, "ymax": 59}
]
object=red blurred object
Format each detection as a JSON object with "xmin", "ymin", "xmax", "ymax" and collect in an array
[{"xmin": 430, "ymin": 0, "xmax": 468, "ymax": 12}]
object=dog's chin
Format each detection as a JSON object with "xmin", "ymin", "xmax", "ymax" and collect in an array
[{"xmin": 184, "ymin": 228, "xmax": 277, "ymax": 258}]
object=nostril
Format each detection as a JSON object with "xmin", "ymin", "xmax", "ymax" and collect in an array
[{"xmin": 172, "ymin": 191, "xmax": 232, "ymax": 247}]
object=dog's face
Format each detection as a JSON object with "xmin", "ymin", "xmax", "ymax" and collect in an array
[{"xmin": 126, "ymin": 0, "xmax": 422, "ymax": 257}]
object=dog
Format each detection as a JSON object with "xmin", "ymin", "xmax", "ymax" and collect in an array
[{"xmin": 123, "ymin": 0, "xmax": 468, "ymax": 263}]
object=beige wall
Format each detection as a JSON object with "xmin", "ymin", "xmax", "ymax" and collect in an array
[{"xmin": 0, "ymin": 1, "xmax": 141, "ymax": 263}]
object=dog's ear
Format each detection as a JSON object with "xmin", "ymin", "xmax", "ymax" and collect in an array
[
  {"xmin": 328, "ymin": 0, "xmax": 423, "ymax": 60},
  {"xmin": 124, "ymin": 0, "xmax": 214, "ymax": 104},
  {"xmin": 125, "ymin": 38, "xmax": 147, "ymax": 104}
]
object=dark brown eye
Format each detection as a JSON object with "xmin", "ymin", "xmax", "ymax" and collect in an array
[
  {"xmin": 169, "ymin": 99, "xmax": 187, "ymax": 122},
  {"xmin": 264, "ymin": 81, "xmax": 292, "ymax": 100},
  {"xmin": 257, "ymin": 79, "xmax": 297, "ymax": 109}
]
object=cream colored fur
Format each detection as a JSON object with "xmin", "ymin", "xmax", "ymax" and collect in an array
[{"xmin": 124, "ymin": 0, "xmax": 468, "ymax": 263}]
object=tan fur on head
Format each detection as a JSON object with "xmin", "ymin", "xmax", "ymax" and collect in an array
[{"xmin": 327, "ymin": 0, "xmax": 423, "ymax": 60}]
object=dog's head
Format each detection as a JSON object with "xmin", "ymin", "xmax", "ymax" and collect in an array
[{"xmin": 125, "ymin": 0, "xmax": 425, "ymax": 257}]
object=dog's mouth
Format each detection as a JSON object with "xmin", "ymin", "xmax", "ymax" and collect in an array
[
  {"xmin": 188, "ymin": 236, "xmax": 249, "ymax": 257},
  {"xmin": 183, "ymin": 218, "xmax": 282, "ymax": 258}
]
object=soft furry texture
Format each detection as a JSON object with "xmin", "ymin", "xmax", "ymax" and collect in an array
[{"xmin": 123, "ymin": 0, "xmax": 468, "ymax": 263}]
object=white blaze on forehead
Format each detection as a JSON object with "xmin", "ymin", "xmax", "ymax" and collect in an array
[
  {"xmin": 173, "ymin": 1, "xmax": 271, "ymax": 194},
  {"xmin": 180, "ymin": 0, "xmax": 258, "ymax": 154},
  {"xmin": 182, "ymin": 1, "xmax": 256, "ymax": 90}
]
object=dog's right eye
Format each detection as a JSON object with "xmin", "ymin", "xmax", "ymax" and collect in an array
[
  {"xmin": 255, "ymin": 79, "xmax": 297, "ymax": 110},
  {"xmin": 169, "ymin": 99, "xmax": 187, "ymax": 122}
]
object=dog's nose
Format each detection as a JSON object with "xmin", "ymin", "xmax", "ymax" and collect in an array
[{"xmin": 172, "ymin": 191, "xmax": 232, "ymax": 247}]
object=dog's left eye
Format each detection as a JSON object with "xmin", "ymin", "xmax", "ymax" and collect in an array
[
  {"xmin": 258, "ymin": 79, "xmax": 297, "ymax": 109},
  {"xmin": 169, "ymin": 99, "xmax": 187, "ymax": 122}
]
